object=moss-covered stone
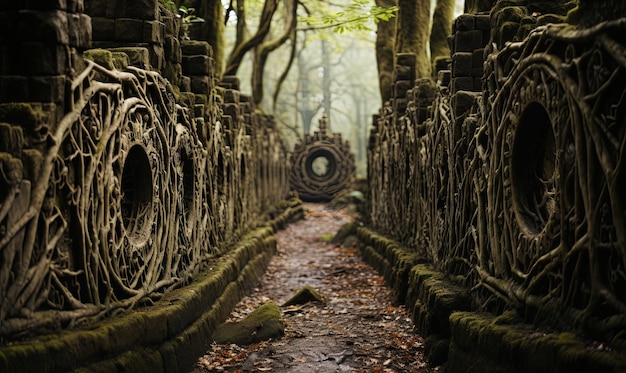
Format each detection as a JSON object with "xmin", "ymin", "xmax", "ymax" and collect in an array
[
  {"xmin": 83, "ymin": 49, "xmax": 116, "ymax": 70},
  {"xmin": 282, "ymin": 285, "xmax": 325, "ymax": 307},
  {"xmin": 0, "ymin": 103, "xmax": 46, "ymax": 132},
  {"xmin": 330, "ymin": 221, "xmax": 358, "ymax": 244},
  {"xmin": 212, "ymin": 302, "xmax": 284, "ymax": 346},
  {"xmin": 448, "ymin": 311, "xmax": 626, "ymax": 373}
]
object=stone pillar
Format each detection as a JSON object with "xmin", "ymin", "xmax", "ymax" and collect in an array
[{"xmin": 0, "ymin": 1, "xmax": 91, "ymax": 105}]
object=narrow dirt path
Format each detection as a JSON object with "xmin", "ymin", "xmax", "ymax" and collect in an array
[{"xmin": 191, "ymin": 203, "xmax": 439, "ymax": 372}]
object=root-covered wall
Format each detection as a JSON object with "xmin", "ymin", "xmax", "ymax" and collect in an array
[
  {"xmin": 366, "ymin": 0, "xmax": 626, "ymax": 369},
  {"xmin": 0, "ymin": 0, "xmax": 291, "ymax": 343}
]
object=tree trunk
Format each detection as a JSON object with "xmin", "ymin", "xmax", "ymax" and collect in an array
[
  {"xmin": 322, "ymin": 39, "xmax": 332, "ymax": 129},
  {"xmin": 430, "ymin": 0, "xmax": 455, "ymax": 69},
  {"xmin": 464, "ymin": 0, "xmax": 496, "ymax": 13},
  {"xmin": 375, "ymin": 0, "xmax": 397, "ymax": 105},
  {"xmin": 395, "ymin": 0, "xmax": 431, "ymax": 79}
]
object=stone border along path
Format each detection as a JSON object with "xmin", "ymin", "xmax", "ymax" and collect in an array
[{"xmin": 192, "ymin": 203, "xmax": 439, "ymax": 372}]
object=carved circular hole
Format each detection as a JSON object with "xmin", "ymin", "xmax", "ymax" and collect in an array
[
  {"xmin": 511, "ymin": 102, "xmax": 557, "ymax": 236},
  {"xmin": 121, "ymin": 144, "xmax": 154, "ymax": 244},
  {"xmin": 305, "ymin": 149, "xmax": 337, "ymax": 182},
  {"xmin": 312, "ymin": 156, "xmax": 330, "ymax": 176}
]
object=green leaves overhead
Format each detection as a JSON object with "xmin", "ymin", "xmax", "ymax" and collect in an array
[{"xmin": 299, "ymin": 0, "xmax": 398, "ymax": 34}]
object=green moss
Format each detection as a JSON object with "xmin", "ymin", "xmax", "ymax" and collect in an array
[
  {"xmin": 83, "ymin": 49, "xmax": 116, "ymax": 70},
  {"xmin": 212, "ymin": 302, "xmax": 284, "ymax": 346},
  {"xmin": 320, "ymin": 233, "xmax": 335, "ymax": 242},
  {"xmin": 282, "ymin": 285, "xmax": 325, "ymax": 306},
  {"xmin": 491, "ymin": 309, "xmax": 521, "ymax": 326},
  {"xmin": 111, "ymin": 52, "xmax": 130, "ymax": 70},
  {"xmin": 0, "ymin": 103, "xmax": 45, "ymax": 132}
]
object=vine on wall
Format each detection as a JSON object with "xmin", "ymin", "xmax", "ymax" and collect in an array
[{"xmin": 368, "ymin": 17, "xmax": 626, "ymax": 344}]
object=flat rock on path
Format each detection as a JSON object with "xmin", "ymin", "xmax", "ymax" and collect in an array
[{"xmin": 192, "ymin": 203, "xmax": 438, "ymax": 373}]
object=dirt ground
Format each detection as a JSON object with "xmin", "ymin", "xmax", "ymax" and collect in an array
[{"xmin": 191, "ymin": 203, "xmax": 441, "ymax": 373}]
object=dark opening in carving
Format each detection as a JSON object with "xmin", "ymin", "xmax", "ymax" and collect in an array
[
  {"xmin": 306, "ymin": 149, "xmax": 337, "ymax": 182},
  {"xmin": 121, "ymin": 144, "xmax": 153, "ymax": 244},
  {"xmin": 181, "ymin": 149, "xmax": 194, "ymax": 221},
  {"xmin": 511, "ymin": 102, "xmax": 557, "ymax": 236}
]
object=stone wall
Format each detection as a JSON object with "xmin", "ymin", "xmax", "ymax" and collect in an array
[
  {"xmin": 0, "ymin": 0, "xmax": 293, "ymax": 360},
  {"xmin": 365, "ymin": 0, "xmax": 626, "ymax": 371}
]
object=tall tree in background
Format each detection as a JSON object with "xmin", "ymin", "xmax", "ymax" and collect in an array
[
  {"xmin": 395, "ymin": 0, "xmax": 431, "ymax": 78},
  {"xmin": 375, "ymin": 0, "xmax": 459, "ymax": 105},
  {"xmin": 375, "ymin": 0, "xmax": 397, "ymax": 103},
  {"xmin": 430, "ymin": 0, "xmax": 455, "ymax": 65}
]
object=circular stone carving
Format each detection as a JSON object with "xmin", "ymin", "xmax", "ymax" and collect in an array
[{"xmin": 290, "ymin": 116, "xmax": 355, "ymax": 202}]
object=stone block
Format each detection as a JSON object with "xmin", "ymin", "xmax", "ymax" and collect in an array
[
  {"xmin": 475, "ymin": 14, "xmax": 490, "ymax": 31},
  {"xmin": 84, "ymin": 0, "xmax": 106, "ymax": 16},
  {"xmin": 67, "ymin": 13, "xmax": 92, "ymax": 49},
  {"xmin": 28, "ymin": 75, "xmax": 66, "ymax": 103},
  {"xmin": 453, "ymin": 30, "xmax": 485, "ymax": 53},
  {"xmin": 182, "ymin": 55, "xmax": 210, "ymax": 75},
  {"xmin": 143, "ymin": 20, "xmax": 164, "ymax": 44},
  {"xmin": 451, "ymin": 90, "xmax": 478, "ymax": 118},
  {"xmin": 220, "ymin": 76, "xmax": 239, "ymax": 91},
  {"xmin": 474, "ymin": 77, "xmax": 483, "ymax": 92},
  {"xmin": 396, "ymin": 53, "xmax": 416, "ymax": 68},
  {"xmin": 17, "ymin": 10, "xmax": 69, "ymax": 45},
  {"xmin": 471, "ymin": 48, "xmax": 484, "ymax": 76},
  {"xmin": 165, "ymin": 36, "xmax": 181, "ymax": 63},
  {"xmin": 454, "ymin": 14, "xmax": 475, "ymax": 32},
  {"xmin": 13, "ymin": 43, "xmax": 68, "ymax": 75},
  {"xmin": 109, "ymin": 47, "xmax": 150, "ymax": 69},
  {"xmin": 125, "ymin": 0, "xmax": 158, "ymax": 20},
  {"xmin": 180, "ymin": 76, "xmax": 191, "ymax": 92},
  {"xmin": 452, "ymin": 52, "xmax": 472, "ymax": 77},
  {"xmin": 107, "ymin": 0, "xmax": 126, "ymax": 18},
  {"xmin": 163, "ymin": 61, "xmax": 182, "ymax": 85},
  {"xmin": 91, "ymin": 17, "xmax": 115, "ymax": 41},
  {"xmin": 116, "ymin": 18, "xmax": 144, "ymax": 42},
  {"xmin": 181, "ymin": 40, "xmax": 213, "ymax": 57},
  {"xmin": 148, "ymin": 43, "xmax": 164, "ymax": 71},
  {"xmin": 190, "ymin": 75, "xmax": 210, "ymax": 94},
  {"xmin": 394, "ymin": 80, "xmax": 413, "ymax": 99},
  {"xmin": 450, "ymin": 77, "xmax": 474, "ymax": 93},
  {"xmin": 0, "ymin": 76, "xmax": 29, "ymax": 103},
  {"xmin": 223, "ymin": 89, "xmax": 239, "ymax": 104}
]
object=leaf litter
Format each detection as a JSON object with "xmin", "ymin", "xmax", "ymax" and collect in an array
[{"xmin": 191, "ymin": 203, "xmax": 441, "ymax": 372}]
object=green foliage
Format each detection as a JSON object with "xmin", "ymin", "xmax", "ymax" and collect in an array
[
  {"xmin": 158, "ymin": 0, "xmax": 177, "ymax": 13},
  {"xmin": 178, "ymin": 6, "xmax": 205, "ymax": 40},
  {"xmin": 299, "ymin": 0, "xmax": 398, "ymax": 34}
]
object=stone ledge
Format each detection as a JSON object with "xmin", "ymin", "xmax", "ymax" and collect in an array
[
  {"xmin": 0, "ymin": 198, "xmax": 303, "ymax": 373},
  {"xmin": 356, "ymin": 227, "xmax": 425, "ymax": 304},
  {"xmin": 448, "ymin": 311, "xmax": 626, "ymax": 373}
]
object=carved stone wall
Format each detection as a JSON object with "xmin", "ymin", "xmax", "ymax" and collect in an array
[
  {"xmin": 367, "ymin": 0, "xmax": 626, "ymax": 355},
  {"xmin": 0, "ymin": 0, "xmax": 291, "ymax": 340}
]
